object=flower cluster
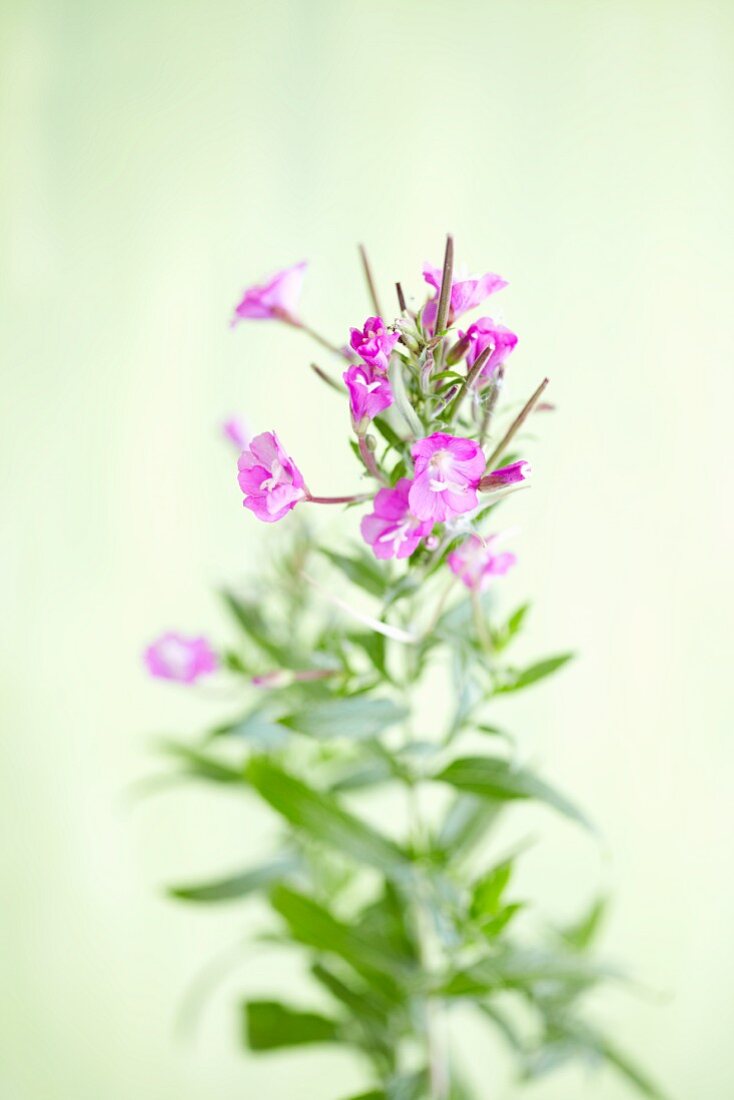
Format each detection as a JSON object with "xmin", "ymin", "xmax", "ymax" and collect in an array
[{"xmin": 145, "ymin": 241, "xmax": 541, "ymax": 674}]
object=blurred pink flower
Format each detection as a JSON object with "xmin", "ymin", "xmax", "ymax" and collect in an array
[
  {"xmin": 460, "ymin": 318, "xmax": 518, "ymax": 378},
  {"xmin": 144, "ymin": 632, "xmax": 218, "ymax": 684},
  {"xmin": 231, "ymin": 261, "xmax": 307, "ymax": 324},
  {"xmin": 221, "ymin": 416, "xmax": 250, "ymax": 450},
  {"xmin": 480, "ymin": 460, "xmax": 532, "ymax": 492},
  {"xmin": 237, "ymin": 431, "xmax": 306, "ymax": 522},
  {"xmin": 360, "ymin": 478, "xmax": 433, "ymax": 560},
  {"xmin": 448, "ymin": 534, "xmax": 517, "ymax": 592},
  {"xmin": 349, "ymin": 316, "xmax": 400, "ymax": 371},
  {"xmin": 409, "ymin": 433, "xmax": 486, "ymax": 522},
  {"xmin": 422, "ymin": 263, "xmax": 507, "ymax": 329},
  {"xmin": 343, "ymin": 362, "xmax": 393, "ymax": 429}
]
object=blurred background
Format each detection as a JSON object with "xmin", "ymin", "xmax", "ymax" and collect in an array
[{"xmin": 2, "ymin": 0, "xmax": 733, "ymax": 1097}]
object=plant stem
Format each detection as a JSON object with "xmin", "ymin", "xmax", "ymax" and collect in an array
[
  {"xmin": 484, "ymin": 376, "xmax": 549, "ymax": 471},
  {"xmin": 310, "ymin": 362, "xmax": 344, "ymax": 392},
  {"xmin": 359, "ymin": 243, "xmax": 383, "ymax": 317},
  {"xmin": 357, "ymin": 434, "xmax": 388, "ymax": 484},
  {"xmin": 400, "ymin": 618, "xmax": 451, "ymax": 1100},
  {"xmin": 305, "ymin": 492, "xmax": 371, "ymax": 505},
  {"xmin": 289, "ymin": 317, "xmax": 352, "ymax": 360}
]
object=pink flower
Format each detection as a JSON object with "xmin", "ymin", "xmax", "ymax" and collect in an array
[
  {"xmin": 144, "ymin": 632, "xmax": 218, "ymax": 684},
  {"xmin": 460, "ymin": 318, "xmax": 518, "ymax": 379},
  {"xmin": 479, "ymin": 460, "xmax": 532, "ymax": 492},
  {"xmin": 237, "ymin": 431, "xmax": 306, "ymax": 522},
  {"xmin": 349, "ymin": 316, "xmax": 400, "ymax": 371},
  {"xmin": 231, "ymin": 261, "xmax": 307, "ymax": 324},
  {"xmin": 409, "ymin": 434, "xmax": 486, "ymax": 523},
  {"xmin": 343, "ymin": 362, "xmax": 393, "ymax": 429},
  {"xmin": 422, "ymin": 262, "xmax": 507, "ymax": 330},
  {"xmin": 360, "ymin": 478, "xmax": 433, "ymax": 560},
  {"xmin": 221, "ymin": 416, "xmax": 250, "ymax": 450},
  {"xmin": 447, "ymin": 534, "xmax": 517, "ymax": 592}
]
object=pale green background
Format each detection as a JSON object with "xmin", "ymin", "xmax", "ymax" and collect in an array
[{"xmin": 2, "ymin": 1, "xmax": 733, "ymax": 1097}]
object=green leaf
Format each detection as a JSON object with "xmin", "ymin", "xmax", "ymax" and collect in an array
[
  {"xmin": 560, "ymin": 896, "xmax": 608, "ymax": 952},
  {"xmin": 321, "ymin": 548, "xmax": 388, "ymax": 597},
  {"xmin": 158, "ymin": 741, "xmax": 244, "ymax": 785},
  {"xmin": 243, "ymin": 999, "xmax": 342, "ymax": 1051},
  {"xmin": 167, "ymin": 854, "xmax": 298, "ymax": 904},
  {"xmin": 220, "ymin": 590, "xmax": 288, "ymax": 661},
  {"xmin": 387, "ymin": 1070, "xmax": 429, "ymax": 1100},
  {"xmin": 211, "ymin": 709, "xmax": 288, "ymax": 749},
  {"xmin": 494, "ymin": 653, "xmax": 574, "ymax": 694},
  {"xmin": 280, "ymin": 696, "xmax": 407, "ymax": 741},
  {"xmin": 491, "ymin": 602, "xmax": 531, "ymax": 651},
  {"xmin": 269, "ymin": 885, "xmax": 411, "ymax": 995},
  {"xmin": 600, "ymin": 1038, "xmax": 668, "ymax": 1099},
  {"xmin": 435, "ymin": 794, "xmax": 504, "ymax": 859},
  {"xmin": 372, "ymin": 414, "xmax": 405, "ymax": 451},
  {"xmin": 338, "ymin": 1092, "xmax": 385, "ymax": 1100},
  {"xmin": 311, "ymin": 962, "xmax": 392, "ymax": 1029},
  {"xmin": 245, "ymin": 757, "xmax": 409, "ymax": 874},
  {"xmin": 470, "ymin": 861, "xmax": 512, "ymax": 920},
  {"xmin": 434, "ymin": 757, "xmax": 592, "ymax": 830},
  {"xmin": 349, "ymin": 631, "xmax": 389, "ymax": 678}
]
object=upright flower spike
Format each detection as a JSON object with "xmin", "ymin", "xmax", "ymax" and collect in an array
[
  {"xmin": 343, "ymin": 362, "xmax": 393, "ymax": 431},
  {"xmin": 409, "ymin": 433, "xmax": 486, "ymax": 522},
  {"xmin": 144, "ymin": 632, "xmax": 218, "ymax": 684},
  {"xmin": 360, "ymin": 478, "xmax": 433, "ymax": 560},
  {"xmin": 349, "ymin": 316, "xmax": 399, "ymax": 372},
  {"xmin": 422, "ymin": 262, "xmax": 507, "ymax": 330},
  {"xmin": 231, "ymin": 261, "xmax": 307, "ymax": 324},
  {"xmin": 237, "ymin": 431, "xmax": 306, "ymax": 522},
  {"xmin": 447, "ymin": 534, "xmax": 517, "ymax": 592},
  {"xmin": 460, "ymin": 318, "xmax": 518, "ymax": 379}
]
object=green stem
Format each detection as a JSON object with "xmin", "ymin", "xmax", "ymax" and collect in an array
[
  {"xmin": 288, "ymin": 317, "xmax": 352, "ymax": 360},
  {"xmin": 399, "ymin": 611, "xmax": 450, "ymax": 1100}
]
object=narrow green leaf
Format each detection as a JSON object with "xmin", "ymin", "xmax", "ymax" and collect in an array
[
  {"xmin": 372, "ymin": 415, "xmax": 404, "ymax": 451},
  {"xmin": 434, "ymin": 757, "xmax": 592, "ymax": 830},
  {"xmin": 339, "ymin": 1092, "xmax": 385, "ymax": 1100},
  {"xmin": 220, "ymin": 590, "xmax": 287, "ymax": 661},
  {"xmin": 435, "ymin": 794, "xmax": 504, "ymax": 859},
  {"xmin": 470, "ymin": 861, "xmax": 512, "ymax": 920},
  {"xmin": 243, "ymin": 999, "xmax": 342, "ymax": 1051},
  {"xmin": 560, "ymin": 897, "xmax": 608, "ymax": 952},
  {"xmin": 269, "ymin": 885, "xmax": 411, "ymax": 995},
  {"xmin": 494, "ymin": 653, "xmax": 574, "ymax": 694},
  {"xmin": 280, "ymin": 696, "xmax": 407, "ymax": 741},
  {"xmin": 600, "ymin": 1039, "xmax": 668, "ymax": 1099},
  {"xmin": 167, "ymin": 855, "xmax": 298, "ymax": 904},
  {"xmin": 212, "ymin": 709, "xmax": 288, "ymax": 749},
  {"xmin": 246, "ymin": 757, "xmax": 409, "ymax": 874},
  {"xmin": 158, "ymin": 741, "xmax": 244, "ymax": 785},
  {"xmin": 349, "ymin": 631, "xmax": 388, "ymax": 678},
  {"xmin": 311, "ymin": 962, "xmax": 392, "ymax": 1028},
  {"xmin": 321, "ymin": 548, "xmax": 389, "ymax": 597}
]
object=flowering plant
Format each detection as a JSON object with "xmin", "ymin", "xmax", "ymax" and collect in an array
[{"xmin": 145, "ymin": 239, "xmax": 664, "ymax": 1099}]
